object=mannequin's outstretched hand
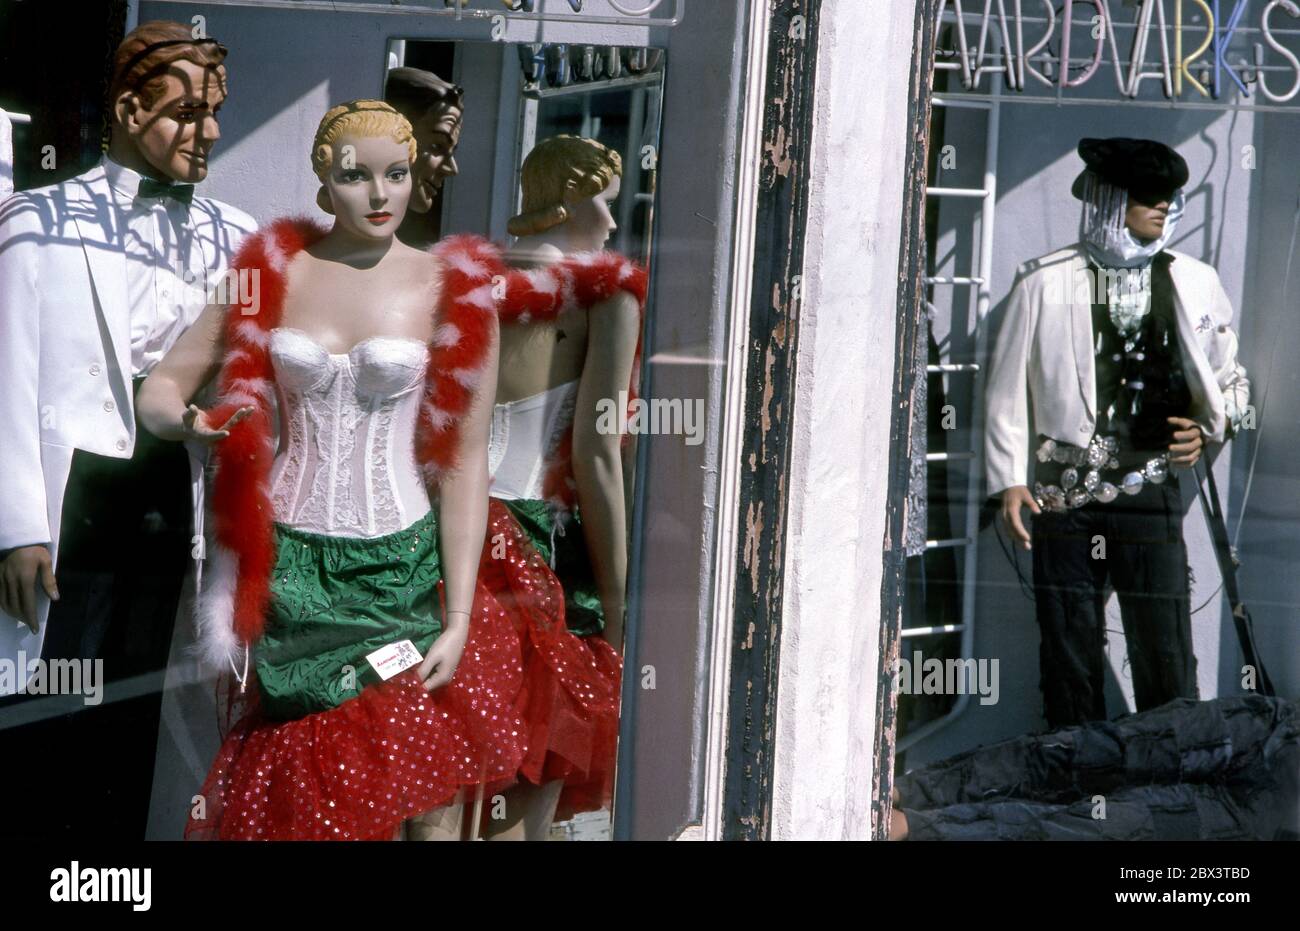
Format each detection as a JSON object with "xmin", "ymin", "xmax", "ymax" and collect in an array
[
  {"xmin": 181, "ymin": 404, "xmax": 254, "ymax": 442},
  {"xmin": 419, "ymin": 616, "xmax": 469, "ymax": 692}
]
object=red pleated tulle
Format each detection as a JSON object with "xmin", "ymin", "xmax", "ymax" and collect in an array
[
  {"xmin": 478, "ymin": 499, "xmax": 623, "ymax": 822},
  {"xmin": 185, "ymin": 580, "xmax": 527, "ymax": 841}
]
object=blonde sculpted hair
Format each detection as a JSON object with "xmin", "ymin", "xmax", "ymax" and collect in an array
[
  {"xmin": 310, "ymin": 99, "xmax": 417, "ymax": 181},
  {"xmin": 508, "ymin": 135, "xmax": 623, "ymax": 237}
]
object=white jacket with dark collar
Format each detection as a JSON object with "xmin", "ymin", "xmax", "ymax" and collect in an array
[
  {"xmin": 985, "ymin": 242, "xmax": 1250, "ymax": 496},
  {"xmin": 0, "ymin": 159, "xmax": 256, "ymax": 683}
]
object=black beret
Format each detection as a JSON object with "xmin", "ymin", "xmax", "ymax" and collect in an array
[{"xmin": 1070, "ymin": 137, "xmax": 1189, "ymax": 200}]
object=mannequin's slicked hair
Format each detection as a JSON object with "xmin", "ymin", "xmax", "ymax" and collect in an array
[
  {"xmin": 383, "ymin": 67, "xmax": 465, "ymax": 122},
  {"xmin": 109, "ymin": 21, "xmax": 228, "ymax": 114},
  {"xmin": 508, "ymin": 135, "xmax": 623, "ymax": 237},
  {"xmin": 311, "ymin": 99, "xmax": 417, "ymax": 181}
]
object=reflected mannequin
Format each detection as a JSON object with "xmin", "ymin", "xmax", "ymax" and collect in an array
[
  {"xmin": 475, "ymin": 135, "xmax": 648, "ymax": 839},
  {"xmin": 503, "ymin": 136, "xmax": 638, "ymax": 646},
  {"xmin": 0, "ymin": 20, "xmax": 256, "ymax": 839},
  {"xmin": 384, "ymin": 67, "xmax": 464, "ymax": 245},
  {"xmin": 137, "ymin": 100, "xmax": 522, "ymax": 840}
]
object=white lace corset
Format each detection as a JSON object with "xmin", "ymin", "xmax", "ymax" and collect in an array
[
  {"xmin": 488, "ymin": 379, "xmax": 580, "ymax": 501},
  {"xmin": 269, "ymin": 327, "xmax": 431, "ymax": 537}
]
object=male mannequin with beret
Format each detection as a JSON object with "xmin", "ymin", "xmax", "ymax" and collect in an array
[{"xmin": 986, "ymin": 137, "xmax": 1250, "ymax": 728}]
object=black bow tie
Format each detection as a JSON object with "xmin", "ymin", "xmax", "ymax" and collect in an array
[{"xmin": 136, "ymin": 177, "xmax": 195, "ymax": 207}]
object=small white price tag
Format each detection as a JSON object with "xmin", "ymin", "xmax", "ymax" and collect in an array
[{"xmin": 365, "ymin": 640, "xmax": 424, "ymax": 680}]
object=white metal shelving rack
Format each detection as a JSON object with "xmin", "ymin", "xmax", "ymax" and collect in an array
[{"xmin": 897, "ymin": 29, "xmax": 1002, "ymax": 753}]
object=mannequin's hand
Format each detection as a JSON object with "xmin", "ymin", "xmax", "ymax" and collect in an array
[
  {"xmin": 182, "ymin": 404, "xmax": 254, "ymax": 443},
  {"xmin": 1167, "ymin": 417, "xmax": 1205, "ymax": 469},
  {"xmin": 1000, "ymin": 485, "xmax": 1040, "ymax": 551},
  {"xmin": 419, "ymin": 615, "xmax": 469, "ymax": 692},
  {"xmin": 0, "ymin": 545, "xmax": 58, "ymax": 634}
]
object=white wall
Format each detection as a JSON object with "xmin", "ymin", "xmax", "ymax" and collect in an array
[
  {"xmin": 1235, "ymin": 113, "xmax": 1300, "ymax": 702},
  {"xmin": 771, "ymin": 0, "xmax": 915, "ymax": 840},
  {"xmin": 443, "ymin": 41, "xmax": 514, "ymax": 244}
]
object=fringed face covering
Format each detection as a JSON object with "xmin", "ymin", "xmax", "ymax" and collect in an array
[
  {"xmin": 1078, "ymin": 171, "xmax": 1185, "ymax": 336},
  {"xmin": 1079, "ymin": 170, "xmax": 1185, "ymax": 269}
]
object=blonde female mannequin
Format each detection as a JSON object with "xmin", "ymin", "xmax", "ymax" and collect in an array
[
  {"xmin": 473, "ymin": 135, "xmax": 647, "ymax": 839},
  {"xmin": 137, "ymin": 100, "xmax": 522, "ymax": 841}
]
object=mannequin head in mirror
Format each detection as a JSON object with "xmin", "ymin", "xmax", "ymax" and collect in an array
[
  {"xmin": 508, "ymin": 135, "xmax": 623, "ymax": 258},
  {"xmin": 384, "ymin": 67, "xmax": 465, "ymax": 214},
  {"xmin": 311, "ymin": 100, "xmax": 418, "ymax": 245},
  {"xmin": 107, "ymin": 21, "xmax": 229, "ymax": 183}
]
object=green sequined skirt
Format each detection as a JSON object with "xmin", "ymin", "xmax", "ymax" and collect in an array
[
  {"xmin": 255, "ymin": 509, "xmax": 443, "ymax": 720},
  {"xmin": 500, "ymin": 498, "xmax": 605, "ymax": 637}
]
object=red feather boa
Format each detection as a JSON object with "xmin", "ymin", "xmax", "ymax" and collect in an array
[
  {"xmin": 499, "ymin": 252, "xmax": 648, "ymax": 514},
  {"xmin": 200, "ymin": 217, "xmax": 503, "ymax": 671}
]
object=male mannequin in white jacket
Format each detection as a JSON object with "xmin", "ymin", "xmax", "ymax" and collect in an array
[
  {"xmin": 0, "ymin": 21, "xmax": 256, "ymax": 837},
  {"xmin": 986, "ymin": 137, "xmax": 1250, "ymax": 729}
]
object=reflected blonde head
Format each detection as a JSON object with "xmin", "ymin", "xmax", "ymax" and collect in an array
[
  {"xmin": 508, "ymin": 135, "xmax": 623, "ymax": 237},
  {"xmin": 311, "ymin": 99, "xmax": 417, "ymax": 182}
]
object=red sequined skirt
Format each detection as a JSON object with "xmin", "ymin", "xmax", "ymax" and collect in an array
[
  {"xmin": 478, "ymin": 499, "xmax": 623, "ymax": 822},
  {"xmin": 185, "ymin": 580, "xmax": 527, "ymax": 842}
]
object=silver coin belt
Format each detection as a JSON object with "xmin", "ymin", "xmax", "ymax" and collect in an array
[{"xmin": 1032, "ymin": 435, "xmax": 1171, "ymax": 513}]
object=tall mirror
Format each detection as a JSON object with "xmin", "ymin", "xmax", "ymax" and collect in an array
[{"xmin": 386, "ymin": 36, "xmax": 667, "ymax": 839}]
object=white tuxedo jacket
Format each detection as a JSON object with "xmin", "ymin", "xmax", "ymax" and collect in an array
[
  {"xmin": 0, "ymin": 161, "xmax": 256, "ymax": 682},
  {"xmin": 985, "ymin": 243, "xmax": 1250, "ymax": 496}
]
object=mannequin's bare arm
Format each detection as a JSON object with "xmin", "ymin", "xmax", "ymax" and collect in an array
[
  {"xmin": 420, "ymin": 313, "xmax": 500, "ymax": 691},
  {"xmin": 572, "ymin": 292, "xmax": 640, "ymax": 649},
  {"xmin": 137, "ymin": 301, "xmax": 252, "ymax": 440}
]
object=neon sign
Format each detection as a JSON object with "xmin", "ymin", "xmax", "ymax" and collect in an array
[
  {"xmin": 148, "ymin": 0, "xmax": 683, "ymax": 29},
  {"xmin": 937, "ymin": 0, "xmax": 1300, "ymax": 103}
]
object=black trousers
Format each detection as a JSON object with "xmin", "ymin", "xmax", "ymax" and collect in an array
[
  {"xmin": 0, "ymin": 382, "xmax": 191, "ymax": 839},
  {"xmin": 897, "ymin": 697, "xmax": 1299, "ymax": 841},
  {"xmin": 1031, "ymin": 480, "xmax": 1197, "ymax": 729}
]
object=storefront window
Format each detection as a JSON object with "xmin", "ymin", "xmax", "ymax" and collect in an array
[
  {"xmin": 892, "ymin": 0, "xmax": 1298, "ymax": 843},
  {"xmin": 0, "ymin": 0, "xmax": 754, "ymax": 843}
]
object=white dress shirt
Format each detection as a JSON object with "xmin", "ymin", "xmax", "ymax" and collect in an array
[{"xmin": 102, "ymin": 155, "xmax": 206, "ymax": 376}]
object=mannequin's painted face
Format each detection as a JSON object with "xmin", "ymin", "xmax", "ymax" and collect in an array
[
  {"xmin": 1125, "ymin": 187, "xmax": 1173, "ymax": 242},
  {"xmin": 322, "ymin": 133, "xmax": 414, "ymax": 239},
  {"xmin": 120, "ymin": 59, "xmax": 227, "ymax": 183},
  {"xmin": 409, "ymin": 106, "xmax": 462, "ymax": 213},
  {"xmin": 566, "ymin": 173, "xmax": 621, "ymax": 251}
]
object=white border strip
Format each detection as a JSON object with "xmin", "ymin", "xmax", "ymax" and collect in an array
[{"xmin": 694, "ymin": 0, "xmax": 773, "ymax": 842}]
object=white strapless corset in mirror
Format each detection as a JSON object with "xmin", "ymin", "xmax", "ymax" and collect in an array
[
  {"xmin": 488, "ymin": 379, "xmax": 580, "ymax": 501},
  {"xmin": 269, "ymin": 327, "xmax": 430, "ymax": 537}
]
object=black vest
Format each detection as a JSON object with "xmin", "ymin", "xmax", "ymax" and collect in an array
[{"xmin": 1090, "ymin": 253, "xmax": 1192, "ymax": 459}]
